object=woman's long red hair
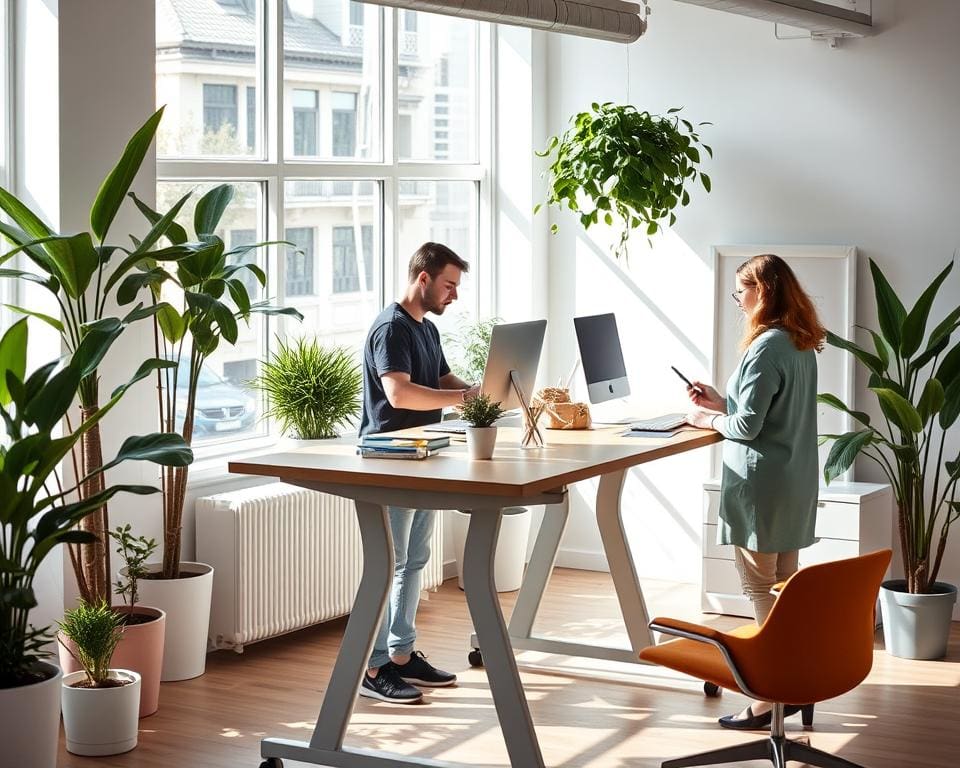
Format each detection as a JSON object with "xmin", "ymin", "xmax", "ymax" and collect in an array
[{"xmin": 738, "ymin": 254, "xmax": 825, "ymax": 352}]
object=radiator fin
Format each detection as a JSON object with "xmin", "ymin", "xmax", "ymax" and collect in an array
[{"xmin": 197, "ymin": 483, "xmax": 444, "ymax": 652}]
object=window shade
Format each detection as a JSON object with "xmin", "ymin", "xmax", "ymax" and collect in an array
[{"xmin": 367, "ymin": 0, "xmax": 649, "ymax": 43}]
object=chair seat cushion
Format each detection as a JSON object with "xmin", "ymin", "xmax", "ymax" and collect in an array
[{"xmin": 639, "ymin": 623, "xmax": 760, "ymax": 694}]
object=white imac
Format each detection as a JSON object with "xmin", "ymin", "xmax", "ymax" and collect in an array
[
  {"xmin": 480, "ymin": 319, "xmax": 547, "ymax": 411},
  {"xmin": 574, "ymin": 313, "xmax": 631, "ymax": 403}
]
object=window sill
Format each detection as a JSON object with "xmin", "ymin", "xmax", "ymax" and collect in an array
[{"xmin": 186, "ymin": 437, "xmax": 285, "ymax": 491}]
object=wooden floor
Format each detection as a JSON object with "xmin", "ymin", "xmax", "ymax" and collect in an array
[{"xmin": 58, "ymin": 569, "xmax": 960, "ymax": 768}]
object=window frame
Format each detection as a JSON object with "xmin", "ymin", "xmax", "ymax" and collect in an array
[
  {"xmin": 0, "ymin": 0, "xmax": 16, "ymax": 332},
  {"xmin": 157, "ymin": 1, "xmax": 495, "ymax": 463}
]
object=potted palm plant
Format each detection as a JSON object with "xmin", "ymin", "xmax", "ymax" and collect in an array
[
  {"xmin": 442, "ymin": 315, "xmax": 501, "ymax": 384},
  {"xmin": 461, "ymin": 393, "xmax": 506, "ymax": 460},
  {"xmin": 0, "ymin": 319, "xmax": 190, "ymax": 768},
  {"xmin": 249, "ymin": 336, "xmax": 362, "ymax": 442},
  {"xmin": 536, "ymin": 102, "xmax": 712, "ymax": 259},
  {"xmin": 58, "ymin": 601, "xmax": 140, "ymax": 755},
  {"xmin": 0, "ymin": 106, "xmax": 196, "ymax": 607},
  {"xmin": 126, "ymin": 184, "xmax": 303, "ymax": 680},
  {"xmin": 819, "ymin": 258, "xmax": 959, "ymax": 659}
]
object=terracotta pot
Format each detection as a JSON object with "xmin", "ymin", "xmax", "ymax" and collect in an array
[{"xmin": 59, "ymin": 605, "xmax": 165, "ymax": 717}]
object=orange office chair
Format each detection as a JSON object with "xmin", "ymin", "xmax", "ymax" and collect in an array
[{"xmin": 639, "ymin": 549, "xmax": 892, "ymax": 768}]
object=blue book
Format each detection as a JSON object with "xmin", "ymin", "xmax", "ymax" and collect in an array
[{"xmin": 359, "ymin": 435, "xmax": 450, "ymax": 451}]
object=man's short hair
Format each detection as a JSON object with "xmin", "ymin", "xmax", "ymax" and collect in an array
[{"xmin": 407, "ymin": 242, "xmax": 470, "ymax": 283}]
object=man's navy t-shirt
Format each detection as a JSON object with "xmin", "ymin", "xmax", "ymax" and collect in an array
[{"xmin": 359, "ymin": 302, "xmax": 451, "ymax": 436}]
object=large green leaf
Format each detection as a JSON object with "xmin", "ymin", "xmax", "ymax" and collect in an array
[
  {"xmin": 90, "ymin": 107, "xmax": 165, "ymax": 242},
  {"xmin": 817, "ymin": 392, "xmax": 871, "ymax": 426},
  {"xmin": 901, "ymin": 261, "xmax": 953, "ymax": 358},
  {"xmin": 71, "ymin": 318, "xmax": 123, "ymax": 378},
  {"xmin": 156, "ymin": 303, "xmax": 187, "ymax": 343},
  {"xmin": 926, "ymin": 305, "xmax": 960, "ymax": 351},
  {"xmin": 940, "ymin": 377, "xmax": 960, "ymax": 430},
  {"xmin": 869, "ymin": 259, "xmax": 907, "ymax": 352},
  {"xmin": 826, "ymin": 330, "xmax": 885, "ymax": 376},
  {"xmin": 116, "ymin": 267, "xmax": 169, "ymax": 306},
  {"xmin": 917, "ymin": 377, "xmax": 945, "ymax": 424},
  {"xmin": 108, "ymin": 358, "xmax": 177, "ymax": 400},
  {"xmin": 128, "ymin": 191, "xmax": 188, "ymax": 245},
  {"xmin": 937, "ymin": 342, "xmax": 960, "ymax": 389},
  {"xmin": 823, "ymin": 429, "xmax": 875, "ymax": 483},
  {"xmin": 1, "ymin": 304, "xmax": 64, "ymax": 333},
  {"xmin": 0, "ymin": 187, "xmax": 72, "ymax": 270},
  {"xmin": 0, "ymin": 319, "xmax": 28, "ymax": 406},
  {"xmin": 194, "ymin": 184, "xmax": 234, "ymax": 237},
  {"xmin": 249, "ymin": 302, "xmax": 305, "ymax": 322},
  {"xmin": 23, "ymin": 364, "xmax": 82, "ymax": 431},
  {"xmin": 97, "ymin": 432, "xmax": 193, "ymax": 474},
  {"xmin": 871, "ymin": 387, "xmax": 923, "ymax": 433},
  {"xmin": 128, "ymin": 190, "xmax": 193, "ymax": 256}
]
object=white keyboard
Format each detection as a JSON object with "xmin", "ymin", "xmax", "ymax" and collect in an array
[
  {"xmin": 423, "ymin": 419, "xmax": 470, "ymax": 435},
  {"xmin": 629, "ymin": 413, "xmax": 687, "ymax": 432}
]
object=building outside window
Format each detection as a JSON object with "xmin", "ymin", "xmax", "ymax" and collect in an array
[
  {"xmin": 293, "ymin": 89, "xmax": 319, "ymax": 156},
  {"xmin": 156, "ymin": 2, "xmax": 489, "ymax": 453},
  {"xmin": 285, "ymin": 226, "xmax": 315, "ymax": 296}
]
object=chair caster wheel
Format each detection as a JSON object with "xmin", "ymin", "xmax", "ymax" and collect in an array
[
  {"xmin": 260, "ymin": 759, "xmax": 283, "ymax": 768},
  {"xmin": 468, "ymin": 648, "xmax": 483, "ymax": 667},
  {"xmin": 703, "ymin": 682, "xmax": 721, "ymax": 697}
]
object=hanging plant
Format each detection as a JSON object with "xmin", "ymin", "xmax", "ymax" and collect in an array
[{"xmin": 536, "ymin": 102, "xmax": 712, "ymax": 258}]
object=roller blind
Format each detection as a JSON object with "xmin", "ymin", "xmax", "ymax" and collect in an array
[{"xmin": 366, "ymin": 0, "xmax": 649, "ymax": 43}]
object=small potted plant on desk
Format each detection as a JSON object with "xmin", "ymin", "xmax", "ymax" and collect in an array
[
  {"xmin": 58, "ymin": 601, "xmax": 141, "ymax": 755},
  {"xmin": 461, "ymin": 393, "xmax": 506, "ymax": 460}
]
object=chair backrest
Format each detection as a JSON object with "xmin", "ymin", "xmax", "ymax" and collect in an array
[{"xmin": 724, "ymin": 549, "xmax": 891, "ymax": 704}]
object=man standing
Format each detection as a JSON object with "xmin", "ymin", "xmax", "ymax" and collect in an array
[{"xmin": 358, "ymin": 242, "xmax": 478, "ymax": 703}]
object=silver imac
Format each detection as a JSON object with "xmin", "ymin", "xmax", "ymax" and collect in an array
[
  {"xmin": 481, "ymin": 319, "xmax": 547, "ymax": 411},
  {"xmin": 574, "ymin": 313, "xmax": 630, "ymax": 404}
]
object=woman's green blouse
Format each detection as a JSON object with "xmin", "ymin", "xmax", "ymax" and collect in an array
[{"xmin": 713, "ymin": 328, "xmax": 819, "ymax": 553}]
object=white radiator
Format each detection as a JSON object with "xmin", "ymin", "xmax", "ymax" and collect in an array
[{"xmin": 196, "ymin": 483, "xmax": 444, "ymax": 652}]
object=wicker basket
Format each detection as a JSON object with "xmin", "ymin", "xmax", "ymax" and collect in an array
[{"xmin": 534, "ymin": 387, "xmax": 591, "ymax": 430}]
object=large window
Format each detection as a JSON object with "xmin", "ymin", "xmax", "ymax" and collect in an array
[
  {"xmin": 0, "ymin": 0, "xmax": 13, "ymax": 332},
  {"xmin": 157, "ymin": 2, "xmax": 490, "ymax": 453}
]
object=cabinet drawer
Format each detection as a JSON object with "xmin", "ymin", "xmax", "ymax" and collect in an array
[
  {"xmin": 702, "ymin": 524, "xmax": 736, "ymax": 560},
  {"xmin": 813, "ymin": 500, "xmax": 860, "ymax": 540},
  {"xmin": 703, "ymin": 557, "xmax": 743, "ymax": 595},
  {"xmin": 800, "ymin": 537, "xmax": 859, "ymax": 566}
]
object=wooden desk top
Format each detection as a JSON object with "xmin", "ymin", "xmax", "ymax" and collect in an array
[{"xmin": 229, "ymin": 426, "xmax": 722, "ymax": 499}]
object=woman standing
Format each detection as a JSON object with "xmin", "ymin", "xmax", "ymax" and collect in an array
[{"xmin": 686, "ymin": 253, "xmax": 825, "ymax": 729}]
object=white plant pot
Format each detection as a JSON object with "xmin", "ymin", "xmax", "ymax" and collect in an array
[
  {"xmin": 465, "ymin": 426, "xmax": 498, "ymax": 459},
  {"xmin": 136, "ymin": 561, "xmax": 214, "ymax": 681},
  {"xmin": 452, "ymin": 507, "xmax": 532, "ymax": 592},
  {"xmin": 0, "ymin": 661, "xmax": 61, "ymax": 768},
  {"xmin": 61, "ymin": 669, "xmax": 141, "ymax": 756}
]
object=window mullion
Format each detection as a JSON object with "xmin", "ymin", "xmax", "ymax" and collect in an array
[{"xmin": 384, "ymin": 7, "xmax": 398, "ymax": 304}]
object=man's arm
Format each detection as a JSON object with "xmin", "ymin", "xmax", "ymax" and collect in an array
[
  {"xmin": 439, "ymin": 371, "xmax": 472, "ymax": 390},
  {"xmin": 381, "ymin": 371, "xmax": 477, "ymax": 411}
]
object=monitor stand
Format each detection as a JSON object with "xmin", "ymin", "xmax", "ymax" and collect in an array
[
  {"xmin": 588, "ymin": 397, "xmax": 642, "ymax": 425},
  {"xmin": 510, "ymin": 369, "xmax": 545, "ymax": 448}
]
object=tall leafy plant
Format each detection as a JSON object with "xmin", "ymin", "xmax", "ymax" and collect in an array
[
  {"xmin": 0, "ymin": 319, "xmax": 191, "ymax": 687},
  {"xmin": 536, "ymin": 103, "xmax": 712, "ymax": 259},
  {"xmin": 0, "ymin": 107, "xmax": 196, "ymax": 605},
  {"xmin": 820, "ymin": 259, "xmax": 960, "ymax": 594},
  {"xmin": 442, "ymin": 315, "xmax": 500, "ymax": 384},
  {"xmin": 126, "ymin": 184, "xmax": 303, "ymax": 578}
]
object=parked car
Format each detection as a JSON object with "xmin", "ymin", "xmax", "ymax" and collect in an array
[{"xmin": 175, "ymin": 361, "xmax": 257, "ymax": 437}]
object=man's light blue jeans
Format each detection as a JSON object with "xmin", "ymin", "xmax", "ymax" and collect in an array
[{"xmin": 368, "ymin": 507, "xmax": 437, "ymax": 670}]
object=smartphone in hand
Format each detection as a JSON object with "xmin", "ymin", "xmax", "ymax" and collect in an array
[{"xmin": 671, "ymin": 366, "xmax": 703, "ymax": 395}]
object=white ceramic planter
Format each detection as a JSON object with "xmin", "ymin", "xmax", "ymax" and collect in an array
[
  {"xmin": 452, "ymin": 507, "xmax": 532, "ymax": 592},
  {"xmin": 0, "ymin": 661, "xmax": 61, "ymax": 768},
  {"xmin": 61, "ymin": 669, "xmax": 141, "ymax": 756},
  {"xmin": 879, "ymin": 579, "xmax": 958, "ymax": 659},
  {"xmin": 136, "ymin": 562, "xmax": 214, "ymax": 681},
  {"xmin": 465, "ymin": 426, "xmax": 498, "ymax": 459}
]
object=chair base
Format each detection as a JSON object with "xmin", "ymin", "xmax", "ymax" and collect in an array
[{"xmin": 663, "ymin": 733, "xmax": 866, "ymax": 768}]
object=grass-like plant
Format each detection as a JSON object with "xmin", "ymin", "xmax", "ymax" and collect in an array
[
  {"xmin": 57, "ymin": 600, "xmax": 125, "ymax": 688},
  {"xmin": 536, "ymin": 102, "xmax": 712, "ymax": 258},
  {"xmin": 460, "ymin": 393, "xmax": 506, "ymax": 428},
  {"xmin": 251, "ymin": 337, "xmax": 362, "ymax": 439},
  {"xmin": 108, "ymin": 524, "xmax": 157, "ymax": 621},
  {"xmin": 442, "ymin": 316, "xmax": 500, "ymax": 383}
]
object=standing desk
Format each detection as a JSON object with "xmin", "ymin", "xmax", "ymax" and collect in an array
[{"xmin": 230, "ymin": 425, "xmax": 721, "ymax": 768}]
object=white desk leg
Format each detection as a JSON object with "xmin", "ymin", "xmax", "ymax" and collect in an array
[
  {"xmin": 463, "ymin": 509, "xmax": 545, "ymax": 768},
  {"xmin": 595, "ymin": 470, "xmax": 654, "ymax": 654},
  {"xmin": 507, "ymin": 495, "xmax": 569, "ymax": 639}
]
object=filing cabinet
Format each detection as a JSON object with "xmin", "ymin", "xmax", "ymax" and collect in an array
[{"xmin": 701, "ymin": 480, "xmax": 892, "ymax": 617}]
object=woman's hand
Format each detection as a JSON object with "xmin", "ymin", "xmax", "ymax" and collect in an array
[
  {"xmin": 687, "ymin": 381, "xmax": 725, "ymax": 413},
  {"xmin": 685, "ymin": 409, "xmax": 717, "ymax": 430}
]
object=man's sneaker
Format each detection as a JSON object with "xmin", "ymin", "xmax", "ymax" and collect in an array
[
  {"xmin": 359, "ymin": 663, "xmax": 423, "ymax": 703},
  {"xmin": 393, "ymin": 651, "xmax": 457, "ymax": 687}
]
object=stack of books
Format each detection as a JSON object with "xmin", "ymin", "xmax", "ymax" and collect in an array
[{"xmin": 357, "ymin": 434, "xmax": 451, "ymax": 460}]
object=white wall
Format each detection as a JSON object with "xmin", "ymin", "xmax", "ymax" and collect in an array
[{"xmin": 543, "ymin": 0, "xmax": 960, "ymax": 613}]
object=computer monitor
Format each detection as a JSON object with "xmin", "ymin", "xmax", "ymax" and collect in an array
[
  {"xmin": 574, "ymin": 313, "xmax": 630, "ymax": 404},
  {"xmin": 480, "ymin": 319, "xmax": 547, "ymax": 411}
]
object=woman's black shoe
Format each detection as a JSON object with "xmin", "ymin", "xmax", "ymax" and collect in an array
[
  {"xmin": 718, "ymin": 705, "xmax": 773, "ymax": 730},
  {"xmin": 720, "ymin": 704, "xmax": 815, "ymax": 730}
]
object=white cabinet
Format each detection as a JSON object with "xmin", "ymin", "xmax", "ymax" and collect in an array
[{"xmin": 701, "ymin": 480, "xmax": 892, "ymax": 617}]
